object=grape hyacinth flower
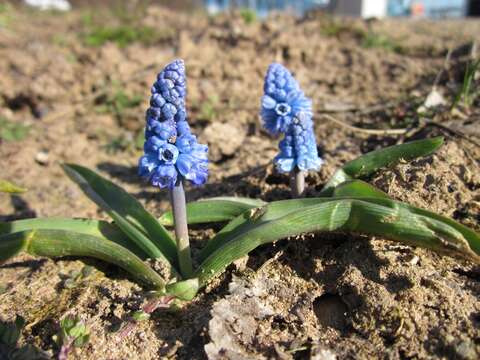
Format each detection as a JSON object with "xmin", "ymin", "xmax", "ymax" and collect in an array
[
  {"xmin": 261, "ymin": 63, "xmax": 313, "ymax": 134},
  {"xmin": 138, "ymin": 59, "xmax": 208, "ymax": 277},
  {"xmin": 261, "ymin": 63, "xmax": 323, "ymax": 197}
]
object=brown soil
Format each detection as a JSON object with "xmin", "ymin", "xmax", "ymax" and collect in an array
[{"xmin": 1, "ymin": 4, "xmax": 479, "ymax": 359}]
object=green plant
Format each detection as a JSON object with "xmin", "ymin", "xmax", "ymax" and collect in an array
[
  {"xmin": 0, "ymin": 316, "xmax": 49, "ymax": 359},
  {"xmin": 102, "ymin": 134, "xmax": 133, "ymax": 154},
  {"xmin": 83, "ymin": 25, "xmax": 170, "ymax": 48},
  {"xmin": 199, "ymin": 95, "xmax": 219, "ymax": 122},
  {"xmin": 0, "ymin": 3, "xmax": 14, "ymax": 28},
  {"xmin": 54, "ymin": 315, "xmax": 89, "ymax": 360},
  {"xmin": 96, "ymin": 89, "xmax": 142, "ymax": 120},
  {"xmin": 63, "ymin": 266, "xmax": 94, "ymax": 289},
  {"xmin": 453, "ymin": 59, "xmax": 480, "ymax": 108},
  {"xmin": 1, "ymin": 137, "xmax": 479, "ymax": 303},
  {"xmin": 361, "ymin": 32, "xmax": 403, "ymax": 53},
  {"xmin": 0, "ymin": 118, "xmax": 30, "ymax": 142},
  {"xmin": 239, "ymin": 8, "xmax": 256, "ymax": 24},
  {"xmin": 0, "ymin": 180, "xmax": 26, "ymax": 194}
]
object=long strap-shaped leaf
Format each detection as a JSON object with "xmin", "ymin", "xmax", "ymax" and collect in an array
[
  {"xmin": 320, "ymin": 137, "xmax": 444, "ymax": 195},
  {"xmin": 194, "ymin": 198, "xmax": 480, "ymax": 292},
  {"xmin": 0, "ymin": 229, "xmax": 165, "ymax": 289},
  {"xmin": 63, "ymin": 164, "xmax": 177, "ymax": 268},
  {"xmin": 0, "ymin": 218, "xmax": 147, "ymax": 259},
  {"xmin": 330, "ymin": 181, "xmax": 480, "ymax": 251},
  {"xmin": 159, "ymin": 197, "xmax": 266, "ymax": 226},
  {"xmin": 198, "ymin": 198, "xmax": 325, "ymax": 261}
]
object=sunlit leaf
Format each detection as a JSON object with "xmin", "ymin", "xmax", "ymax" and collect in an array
[
  {"xmin": 193, "ymin": 197, "xmax": 479, "ymax": 291},
  {"xmin": 159, "ymin": 197, "xmax": 266, "ymax": 226},
  {"xmin": 320, "ymin": 137, "xmax": 444, "ymax": 195},
  {"xmin": 62, "ymin": 164, "xmax": 177, "ymax": 269},
  {"xmin": 0, "ymin": 218, "xmax": 147, "ymax": 259},
  {"xmin": 0, "ymin": 229, "xmax": 165, "ymax": 289}
]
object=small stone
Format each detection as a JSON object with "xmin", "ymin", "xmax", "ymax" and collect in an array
[
  {"xmin": 35, "ymin": 151, "xmax": 49, "ymax": 165},
  {"xmin": 408, "ymin": 255, "xmax": 420, "ymax": 266}
]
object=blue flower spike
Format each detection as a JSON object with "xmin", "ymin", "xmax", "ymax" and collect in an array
[
  {"xmin": 139, "ymin": 59, "xmax": 208, "ymax": 278},
  {"xmin": 261, "ymin": 63, "xmax": 323, "ymax": 197},
  {"xmin": 261, "ymin": 63, "xmax": 313, "ymax": 134},
  {"xmin": 139, "ymin": 59, "xmax": 208, "ymax": 190}
]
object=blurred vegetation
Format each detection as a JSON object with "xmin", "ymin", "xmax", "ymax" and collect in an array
[
  {"xmin": 320, "ymin": 19, "xmax": 404, "ymax": 54},
  {"xmin": 0, "ymin": 3, "xmax": 14, "ymax": 28},
  {"xmin": 80, "ymin": 2, "xmax": 175, "ymax": 48},
  {"xmin": 102, "ymin": 132, "xmax": 144, "ymax": 154},
  {"xmin": 239, "ymin": 8, "xmax": 256, "ymax": 24},
  {"xmin": 0, "ymin": 118, "xmax": 30, "ymax": 142},
  {"xmin": 361, "ymin": 31, "xmax": 404, "ymax": 53},
  {"xmin": 0, "ymin": 316, "xmax": 49, "ymax": 359},
  {"xmin": 96, "ymin": 89, "xmax": 142, "ymax": 118},
  {"xmin": 83, "ymin": 25, "xmax": 164, "ymax": 47},
  {"xmin": 199, "ymin": 95, "xmax": 219, "ymax": 122},
  {"xmin": 453, "ymin": 59, "xmax": 480, "ymax": 108},
  {"xmin": 320, "ymin": 19, "xmax": 360, "ymax": 37}
]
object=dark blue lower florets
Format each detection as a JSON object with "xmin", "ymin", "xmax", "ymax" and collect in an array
[{"xmin": 274, "ymin": 112, "xmax": 323, "ymax": 173}]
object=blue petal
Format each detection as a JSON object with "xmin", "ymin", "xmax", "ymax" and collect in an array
[
  {"xmin": 138, "ymin": 154, "xmax": 159, "ymax": 177},
  {"xmin": 176, "ymin": 154, "xmax": 193, "ymax": 177},
  {"xmin": 274, "ymin": 157, "xmax": 295, "ymax": 173},
  {"xmin": 151, "ymin": 164, "xmax": 177, "ymax": 189},
  {"xmin": 262, "ymin": 95, "xmax": 276, "ymax": 110}
]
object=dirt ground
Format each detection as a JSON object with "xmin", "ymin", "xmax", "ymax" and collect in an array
[{"xmin": 0, "ymin": 3, "xmax": 479, "ymax": 359}]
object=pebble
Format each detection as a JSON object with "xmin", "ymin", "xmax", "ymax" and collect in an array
[{"xmin": 35, "ymin": 151, "xmax": 49, "ymax": 165}]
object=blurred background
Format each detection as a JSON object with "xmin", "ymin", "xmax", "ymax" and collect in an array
[{"xmin": 19, "ymin": 0, "xmax": 480, "ymax": 17}]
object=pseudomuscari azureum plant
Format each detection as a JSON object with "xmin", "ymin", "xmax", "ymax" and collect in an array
[
  {"xmin": 1, "ymin": 60, "xmax": 479, "ymax": 309},
  {"xmin": 261, "ymin": 63, "xmax": 323, "ymax": 196}
]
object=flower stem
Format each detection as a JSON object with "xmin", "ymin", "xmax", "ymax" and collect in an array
[
  {"xmin": 170, "ymin": 180, "xmax": 193, "ymax": 278},
  {"xmin": 290, "ymin": 168, "xmax": 305, "ymax": 198}
]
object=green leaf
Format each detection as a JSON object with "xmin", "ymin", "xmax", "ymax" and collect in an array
[
  {"xmin": 0, "ymin": 229, "xmax": 165, "ymax": 289},
  {"xmin": 132, "ymin": 311, "xmax": 150, "ymax": 322},
  {"xmin": 0, "ymin": 179, "xmax": 26, "ymax": 194},
  {"xmin": 62, "ymin": 164, "xmax": 177, "ymax": 268},
  {"xmin": 333, "ymin": 180, "xmax": 389, "ymax": 199},
  {"xmin": 0, "ymin": 218, "xmax": 147, "ymax": 259},
  {"xmin": 0, "ymin": 315, "xmax": 25, "ymax": 346},
  {"xmin": 159, "ymin": 197, "xmax": 266, "ymax": 226},
  {"xmin": 321, "ymin": 137, "xmax": 444, "ymax": 195},
  {"xmin": 73, "ymin": 334, "xmax": 90, "ymax": 348},
  {"xmin": 198, "ymin": 198, "xmax": 324, "ymax": 262},
  {"xmin": 194, "ymin": 197, "xmax": 480, "ymax": 288},
  {"xmin": 165, "ymin": 278, "xmax": 199, "ymax": 301}
]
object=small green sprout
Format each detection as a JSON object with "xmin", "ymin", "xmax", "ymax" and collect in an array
[
  {"xmin": 54, "ymin": 315, "xmax": 90, "ymax": 360},
  {"xmin": 453, "ymin": 59, "xmax": 480, "ymax": 109},
  {"xmin": 199, "ymin": 95, "xmax": 219, "ymax": 122},
  {"xmin": 96, "ymin": 90, "xmax": 142, "ymax": 118},
  {"xmin": 0, "ymin": 118, "xmax": 30, "ymax": 142},
  {"xmin": 0, "ymin": 180, "xmax": 27, "ymax": 194},
  {"xmin": 63, "ymin": 266, "xmax": 94, "ymax": 289},
  {"xmin": 240, "ymin": 8, "xmax": 256, "ymax": 24}
]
